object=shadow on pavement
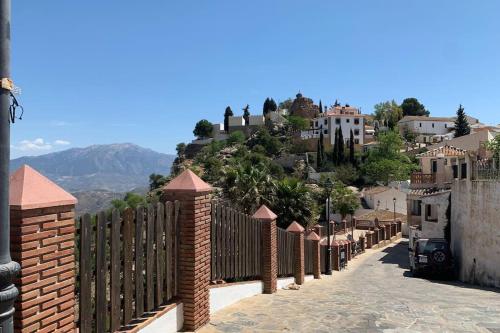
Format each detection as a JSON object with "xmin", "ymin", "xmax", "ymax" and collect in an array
[{"xmin": 378, "ymin": 239, "xmax": 500, "ymax": 294}]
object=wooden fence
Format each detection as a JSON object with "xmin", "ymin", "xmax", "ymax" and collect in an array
[
  {"xmin": 277, "ymin": 228, "xmax": 295, "ymax": 277},
  {"xmin": 210, "ymin": 201, "xmax": 263, "ymax": 281},
  {"xmin": 77, "ymin": 201, "xmax": 180, "ymax": 332},
  {"xmin": 304, "ymin": 239, "xmax": 314, "ymax": 275}
]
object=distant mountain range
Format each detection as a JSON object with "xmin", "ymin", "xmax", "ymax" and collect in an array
[{"xmin": 10, "ymin": 143, "xmax": 175, "ymax": 214}]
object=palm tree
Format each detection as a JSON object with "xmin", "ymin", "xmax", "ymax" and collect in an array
[
  {"xmin": 270, "ymin": 178, "xmax": 315, "ymax": 229},
  {"xmin": 224, "ymin": 163, "xmax": 275, "ymax": 214}
]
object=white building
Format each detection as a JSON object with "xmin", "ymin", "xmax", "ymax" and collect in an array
[
  {"xmin": 398, "ymin": 116, "xmax": 455, "ymax": 144},
  {"xmin": 301, "ymin": 105, "xmax": 367, "ymax": 146}
]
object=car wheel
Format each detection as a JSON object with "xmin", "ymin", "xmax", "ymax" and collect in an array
[{"xmin": 431, "ymin": 250, "xmax": 447, "ymax": 264}]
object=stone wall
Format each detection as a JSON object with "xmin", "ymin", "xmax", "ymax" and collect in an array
[{"xmin": 451, "ymin": 179, "xmax": 500, "ymax": 288}]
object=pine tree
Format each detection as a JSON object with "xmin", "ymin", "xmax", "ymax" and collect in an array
[
  {"xmin": 454, "ymin": 104, "xmax": 470, "ymax": 137},
  {"xmin": 332, "ymin": 128, "xmax": 339, "ymax": 165},
  {"xmin": 349, "ymin": 129, "xmax": 355, "ymax": 164},
  {"xmin": 243, "ymin": 104, "xmax": 250, "ymax": 125},
  {"xmin": 334, "ymin": 99, "xmax": 340, "ymax": 107},
  {"xmin": 338, "ymin": 127, "xmax": 345, "ymax": 164},
  {"xmin": 224, "ymin": 106, "xmax": 233, "ymax": 133},
  {"xmin": 319, "ymin": 100, "xmax": 323, "ymax": 114}
]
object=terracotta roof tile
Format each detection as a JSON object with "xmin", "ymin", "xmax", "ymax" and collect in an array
[{"xmin": 416, "ymin": 145, "xmax": 466, "ymax": 158}]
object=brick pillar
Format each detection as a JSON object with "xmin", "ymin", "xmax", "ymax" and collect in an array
[
  {"xmin": 286, "ymin": 222, "xmax": 305, "ymax": 285},
  {"xmin": 332, "ymin": 244, "xmax": 340, "ymax": 271},
  {"xmin": 373, "ymin": 228, "xmax": 379, "ymax": 245},
  {"xmin": 9, "ymin": 165, "xmax": 77, "ymax": 332},
  {"xmin": 164, "ymin": 169, "xmax": 212, "ymax": 331},
  {"xmin": 306, "ymin": 232, "xmax": 321, "ymax": 279},
  {"xmin": 385, "ymin": 225, "xmax": 391, "ymax": 241},
  {"xmin": 346, "ymin": 242, "xmax": 352, "ymax": 261},
  {"xmin": 253, "ymin": 205, "xmax": 277, "ymax": 294},
  {"xmin": 366, "ymin": 232, "xmax": 373, "ymax": 249},
  {"xmin": 359, "ymin": 235, "xmax": 365, "ymax": 252}
]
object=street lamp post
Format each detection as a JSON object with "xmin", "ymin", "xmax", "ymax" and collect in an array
[
  {"xmin": 324, "ymin": 177, "xmax": 333, "ymax": 275},
  {"xmin": 0, "ymin": 1, "xmax": 20, "ymax": 332},
  {"xmin": 393, "ymin": 197, "xmax": 397, "ymax": 222}
]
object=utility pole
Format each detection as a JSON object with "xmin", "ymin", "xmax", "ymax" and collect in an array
[{"xmin": 0, "ymin": 1, "xmax": 20, "ymax": 332}]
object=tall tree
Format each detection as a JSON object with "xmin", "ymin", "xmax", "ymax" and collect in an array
[
  {"xmin": 243, "ymin": 104, "xmax": 250, "ymax": 125},
  {"xmin": 263, "ymin": 98, "xmax": 277, "ymax": 116},
  {"xmin": 224, "ymin": 106, "xmax": 233, "ymax": 133},
  {"xmin": 454, "ymin": 104, "xmax": 471, "ymax": 138},
  {"xmin": 332, "ymin": 128, "xmax": 339, "ymax": 165},
  {"xmin": 317, "ymin": 131, "xmax": 325, "ymax": 169},
  {"xmin": 318, "ymin": 100, "xmax": 323, "ymax": 114},
  {"xmin": 400, "ymin": 98, "xmax": 429, "ymax": 117},
  {"xmin": 349, "ymin": 129, "xmax": 355, "ymax": 164},
  {"xmin": 193, "ymin": 119, "xmax": 213, "ymax": 138},
  {"xmin": 337, "ymin": 126, "xmax": 345, "ymax": 164},
  {"xmin": 373, "ymin": 100, "xmax": 403, "ymax": 129}
]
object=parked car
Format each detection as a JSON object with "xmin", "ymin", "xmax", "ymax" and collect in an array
[{"xmin": 409, "ymin": 238, "xmax": 454, "ymax": 278}]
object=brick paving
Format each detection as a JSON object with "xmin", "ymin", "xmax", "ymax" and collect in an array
[{"xmin": 201, "ymin": 240, "xmax": 500, "ymax": 333}]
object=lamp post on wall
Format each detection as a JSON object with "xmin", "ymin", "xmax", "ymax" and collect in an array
[
  {"xmin": 324, "ymin": 177, "xmax": 334, "ymax": 275},
  {"xmin": 393, "ymin": 197, "xmax": 397, "ymax": 222},
  {"xmin": 0, "ymin": 1, "xmax": 20, "ymax": 332}
]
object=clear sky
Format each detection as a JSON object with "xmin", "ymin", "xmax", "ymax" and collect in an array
[{"xmin": 9, "ymin": 0, "xmax": 500, "ymax": 158}]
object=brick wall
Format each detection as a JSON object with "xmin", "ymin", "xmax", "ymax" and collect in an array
[
  {"xmin": 10, "ymin": 204, "xmax": 76, "ymax": 333},
  {"xmin": 293, "ymin": 233, "xmax": 305, "ymax": 285}
]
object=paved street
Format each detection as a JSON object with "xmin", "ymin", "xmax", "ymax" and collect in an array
[{"xmin": 201, "ymin": 240, "xmax": 500, "ymax": 333}]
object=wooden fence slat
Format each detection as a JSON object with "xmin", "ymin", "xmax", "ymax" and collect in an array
[
  {"xmin": 155, "ymin": 202, "xmax": 165, "ymax": 307},
  {"xmin": 216, "ymin": 204, "xmax": 222, "ymax": 281},
  {"xmin": 146, "ymin": 204, "xmax": 155, "ymax": 311},
  {"xmin": 225, "ymin": 207, "xmax": 231, "ymax": 278},
  {"xmin": 123, "ymin": 208, "xmax": 134, "ymax": 325},
  {"xmin": 231, "ymin": 210, "xmax": 236, "ymax": 279},
  {"xmin": 110, "ymin": 209, "xmax": 122, "ymax": 332},
  {"xmin": 79, "ymin": 214, "xmax": 92, "ymax": 333},
  {"xmin": 221, "ymin": 206, "xmax": 227, "ymax": 279},
  {"xmin": 95, "ymin": 211, "xmax": 108, "ymax": 333},
  {"xmin": 165, "ymin": 201, "xmax": 173, "ymax": 301},
  {"xmin": 211, "ymin": 201, "xmax": 216, "ymax": 281},
  {"xmin": 135, "ymin": 206, "xmax": 145, "ymax": 318},
  {"xmin": 173, "ymin": 201, "xmax": 180, "ymax": 297}
]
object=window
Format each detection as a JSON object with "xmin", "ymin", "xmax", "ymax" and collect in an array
[
  {"xmin": 354, "ymin": 139, "xmax": 359, "ymax": 144},
  {"xmin": 411, "ymin": 200, "xmax": 422, "ymax": 216},
  {"xmin": 346, "ymin": 118, "xmax": 350, "ymax": 123},
  {"xmin": 461, "ymin": 163, "xmax": 467, "ymax": 179},
  {"xmin": 432, "ymin": 123, "xmax": 435, "ymax": 128},
  {"xmin": 354, "ymin": 129, "xmax": 360, "ymax": 136},
  {"xmin": 432, "ymin": 160, "xmax": 437, "ymax": 173},
  {"xmin": 420, "ymin": 123, "xmax": 422, "ymax": 127},
  {"xmin": 324, "ymin": 119, "xmax": 327, "ymax": 125},
  {"xmin": 425, "ymin": 205, "xmax": 437, "ymax": 222},
  {"xmin": 315, "ymin": 121, "xmax": 318, "ymax": 127},
  {"xmin": 324, "ymin": 129, "xmax": 328, "ymax": 135},
  {"xmin": 445, "ymin": 124, "xmax": 448, "ymax": 128},
  {"xmin": 452, "ymin": 165, "xmax": 458, "ymax": 179},
  {"xmin": 335, "ymin": 118, "xmax": 341, "ymax": 125},
  {"xmin": 354, "ymin": 118, "xmax": 360, "ymax": 125}
]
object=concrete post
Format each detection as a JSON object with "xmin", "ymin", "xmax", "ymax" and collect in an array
[
  {"xmin": 253, "ymin": 205, "xmax": 277, "ymax": 294},
  {"xmin": 163, "ymin": 169, "xmax": 212, "ymax": 331},
  {"xmin": 286, "ymin": 222, "xmax": 305, "ymax": 285},
  {"xmin": 9, "ymin": 165, "xmax": 77, "ymax": 332}
]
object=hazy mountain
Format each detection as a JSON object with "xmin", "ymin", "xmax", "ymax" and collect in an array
[{"xmin": 10, "ymin": 143, "xmax": 175, "ymax": 193}]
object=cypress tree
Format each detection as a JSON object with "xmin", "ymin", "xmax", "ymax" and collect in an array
[
  {"xmin": 454, "ymin": 104, "xmax": 471, "ymax": 137},
  {"xmin": 317, "ymin": 130, "xmax": 325, "ymax": 169},
  {"xmin": 332, "ymin": 128, "xmax": 339, "ymax": 165},
  {"xmin": 338, "ymin": 127, "xmax": 345, "ymax": 164},
  {"xmin": 243, "ymin": 104, "xmax": 250, "ymax": 125},
  {"xmin": 349, "ymin": 129, "xmax": 355, "ymax": 164},
  {"xmin": 319, "ymin": 100, "xmax": 323, "ymax": 114},
  {"xmin": 224, "ymin": 106, "xmax": 233, "ymax": 133}
]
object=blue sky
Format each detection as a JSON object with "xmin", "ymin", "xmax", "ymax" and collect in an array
[{"xmin": 10, "ymin": 1, "xmax": 500, "ymax": 158}]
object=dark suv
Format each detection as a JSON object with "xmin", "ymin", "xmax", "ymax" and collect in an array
[{"xmin": 409, "ymin": 238, "xmax": 454, "ymax": 278}]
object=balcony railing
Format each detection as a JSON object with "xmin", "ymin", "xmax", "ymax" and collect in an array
[{"xmin": 411, "ymin": 172, "xmax": 436, "ymax": 185}]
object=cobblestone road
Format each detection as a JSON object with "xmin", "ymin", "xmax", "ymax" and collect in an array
[{"xmin": 200, "ymin": 240, "xmax": 500, "ymax": 333}]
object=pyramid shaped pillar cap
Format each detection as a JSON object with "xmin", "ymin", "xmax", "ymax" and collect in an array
[
  {"xmin": 306, "ymin": 231, "xmax": 321, "ymax": 241},
  {"xmin": 10, "ymin": 165, "xmax": 77, "ymax": 210},
  {"xmin": 164, "ymin": 169, "xmax": 212, "ymax": 193},
  {"xmin": 252, "ymin": 205, "xmax": 277, "ymax": 221},
  {"xmin": 286, "ymin": 221, "xmax": 305, "ymax": 233}
]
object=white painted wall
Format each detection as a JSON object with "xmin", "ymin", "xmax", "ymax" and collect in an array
[
  {"xmin": 277, "ymin": 276, "xmax": 295, "ymax": 289},
  {"xmin": 210, "ymin": 281, "xmax": 263, "ymax": 314},
  {"xmin": 138, "ymin": 303, "xmax": 184, "ymax": 333},
  {"xmin": 401, "ymin": 119, "xmax": 454, "ymax": 136},
  {"xmin": 451, "ymin": 179, "xmax": 500, "ymax": 288}
]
